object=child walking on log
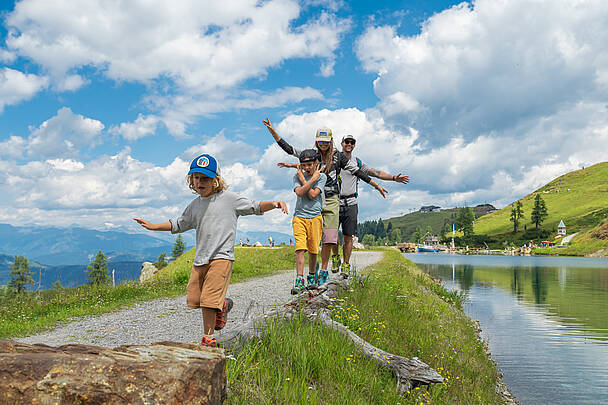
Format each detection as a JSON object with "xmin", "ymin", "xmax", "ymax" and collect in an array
[
  {"xmin": 291, "ymin": 149, "xmax": 326, "ymax": 294},
  {"xmin": 134, "ymin": 153, "xmax": 287, "ymax": 347}
]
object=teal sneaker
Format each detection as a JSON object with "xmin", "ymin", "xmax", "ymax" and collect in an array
[
  {"xmin": 331, "ymin": 255, "xmax": 341, "ymax": 273},
  {"xmin": 317, "ymin": 270, "xmax": 329, "ymax": 285},
  {"xmin": 340, "ymin": 262, "xmax": 351, "ymax": 278},
  {"xmin": 291, "ymin": 276, "xmax": 305, "ymax": 295},
  {"xmin": 307, "ymin": 273, "xmax": 318, "ymax": 289}
]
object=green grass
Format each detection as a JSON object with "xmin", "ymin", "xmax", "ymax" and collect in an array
[
  {"xmin": 474, "ymin": 162, "xmax": 608, "ymax": 239},
  {"xmin": 381, "ymin": 208, "xmax": 488, "ymax": 243},
  {"xmin": 533, "ymin": 223, "xmax": 608, "ymax": 256},
  {"xmin": 226, "ymin": 249, "xmax": 503, "ymax": 404},
  {"xmin": 0, "ymin": 246, "xmax": 297, "ymax": 339}
]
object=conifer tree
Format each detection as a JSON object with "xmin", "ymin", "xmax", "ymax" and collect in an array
[
  {"xmin": 531, "ymin": 194, "xmax": 548, "ymax": 230},
  {"xmin": 172, "ymin": 234, "xmax": 186, "ymax": 258},
  {"xmin": 375, "ymin": 219, "xmax": 385, "ymax": 239},
  {"xmin": 510, "ymin": 201, "xmax": 525, "ymax": 233},
  {"xmin": 86, "ymin": 250, "xmax": 110, "ymax": 286},
  {"xmin": 8, "ymin": 255, "xmax": 33, "ymax": 294},
  {"xmin": 154, "ymin": 253, "xmax": 168, "ymax": 269},
  {"xmin": 456, "ymin": 207, "xmax": 475, "ymax": 238}
]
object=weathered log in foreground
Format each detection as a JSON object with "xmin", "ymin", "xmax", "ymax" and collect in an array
[
  {"xmin": 0, "ymin": 340, "xmax": 226, "ymax": 405},
  {"xmin": 216, "ymin": 277, "xmax": 444, "ymax": 393}
]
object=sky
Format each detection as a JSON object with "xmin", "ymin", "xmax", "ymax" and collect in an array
[{"xmin": 1, "ymin": 0, "xmax": 607, "ymax": 237}]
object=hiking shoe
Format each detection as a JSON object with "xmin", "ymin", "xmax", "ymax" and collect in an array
[
  {"xmin": 215, "ymin": 297, "xmax": 233, "ymax": 331},
  {"xmin": 307, "ymin": 273, "xmax": 318, "ymax": 289},
  {"xmin": 291, "ymin": 277, "xmax": 305, "ymax": 295},
  {"xmin": 317, "ymin": 270, "xmax": 329, "ymax": 285},
  {"xmin": 340, "ymin": 262, "xmax": 351, "ymax": 279},
  {"xmin": 201, "ymin": 336, "xmax": 217, "ymax": 347},
  {"xmin": 331, "ymin": 255, "xmax": 341, "ymax": 273}
]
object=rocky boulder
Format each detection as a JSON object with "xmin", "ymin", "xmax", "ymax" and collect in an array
[
  {"xmin": 139, "ymin": 261, "xmax": 159, "ymax": 283},
  {"xmin": 0, "ymin": 340, "xmax": 226, "ymax": 405}
]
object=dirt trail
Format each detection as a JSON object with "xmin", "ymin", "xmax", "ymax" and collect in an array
[{"xmin": 17, "ymin": 251, "xmax": 384, "ymax": 347}]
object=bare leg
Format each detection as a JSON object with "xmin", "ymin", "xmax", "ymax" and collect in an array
[
  {"xmin": 343, "ymin": 235, "xmax": 354, "ymax": 264},
  {"xmin": 321, "ymin": 243, "xmax": 333, "ymax": 270},
  {"xmin": 295, "ymin": 249, "xmax": 306, "ymax": 276},
  {"xmin": 202, "ymin": 307, "xmax": 216, "ymax": 335},
  {"xmin": 332, "ymin": 243, "xmax": 339, "ymax": 257},
  {"xmin": 308, "ymin": 252, "xmax": 317, "ymax": 274}
]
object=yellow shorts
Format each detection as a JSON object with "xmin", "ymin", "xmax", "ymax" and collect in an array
[
  {"xmin": 292, "ymin": 215, "xmax": 323, "ymax": 254},
  {"xmin": 186, "ymin": 259, "xmax": 232, "ymax": 310}
]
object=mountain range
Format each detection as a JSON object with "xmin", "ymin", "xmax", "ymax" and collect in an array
[{"xmin": 0, "ymin": 223, "xmax": 293, "ymax": 289}]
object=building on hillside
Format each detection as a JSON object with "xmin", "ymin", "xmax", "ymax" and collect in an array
[
  {"xmin": 474, "ymin": 204, "xmax": 497, "ymax": 214},
  {"xmin": 420, "ymin": 205, "xmax": 441, "ymax": 213},
  {"xmin": 558, "ymin": 220, "xmax": 566, "ymax": 236}
]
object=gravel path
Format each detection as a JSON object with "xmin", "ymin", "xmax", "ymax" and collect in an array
[{"xmin": 17, "ymin": 251, "xmax": 383, "ymax": 347}]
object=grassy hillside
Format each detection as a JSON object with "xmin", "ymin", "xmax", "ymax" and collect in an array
[
  {"xmin": 535, "ymin": 218, "xmax": 608, "ymax": 256},
  {"xmin": 474, "ymin": 162, "xmax": 608, "ymax": 248},
  {"xmin": 381, "ymin": 207, "xmax": 490, "ymax": 242}
]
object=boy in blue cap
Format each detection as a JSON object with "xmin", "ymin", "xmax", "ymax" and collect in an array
[{"xmin": 134, "ymin": 154, "xmax": 288, "ymax": 347}]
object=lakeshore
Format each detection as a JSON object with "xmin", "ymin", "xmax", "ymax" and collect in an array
[{"xmin": 407, "ymin": 252, "xmax": 608, "ymax": 404}]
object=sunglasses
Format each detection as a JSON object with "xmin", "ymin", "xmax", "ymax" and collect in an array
[
  {"xmin": 343, "ymin": 139, "xmax": 356, "ymax": 145},
  {"xmin": 316, "ymin": 140, "xmax": 331, "ymax": 145}
]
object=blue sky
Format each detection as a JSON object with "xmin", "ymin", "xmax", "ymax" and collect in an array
[{"xmin": 1, "ymin": 0, "xmax": 607, "ymax": 237}]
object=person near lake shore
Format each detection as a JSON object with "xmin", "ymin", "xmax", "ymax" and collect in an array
[
  {"xmin": 134, "ymin": 153, "xmax": 288, "ymax": 347},
  {"xmin": 263, "ymin": 118, "xmax": 387, "ymax": 282},
  {"xmin": 290, "ymin": 149, "xmax": 326, "ymax": 294},
  {"xmin": 332, "ymin": 134, "xmax": 410, "ymax": 274}
]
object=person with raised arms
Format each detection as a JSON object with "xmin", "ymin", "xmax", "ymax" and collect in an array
[
  {"xmin": 263, "ymin": 117, "xmax": 387, "ymax": 283},
  {"xmin": 332, "ymin": 134, "xmax": 410, "ymax": 275}
]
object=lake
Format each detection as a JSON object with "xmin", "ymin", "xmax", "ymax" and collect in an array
[{"xmin": 404, "ymin": 253, "xmax": 608, "ymax": 405}]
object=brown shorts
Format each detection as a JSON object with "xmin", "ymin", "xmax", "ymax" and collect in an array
[{"xmin": 186, "ymin": 259, "xmax": 232, "ymax": 310}]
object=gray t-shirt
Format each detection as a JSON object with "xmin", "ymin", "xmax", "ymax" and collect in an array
[
  {"xmin": 293, "ymin": 173, "xmax": 327, "ymax": 218},
  {"xmin": 339, "ymin": 155, "xmax": 370, "ymax": 206},
  {"xmin": 170, "ymin": 190, "xmax": 262, "ymax": 266}
]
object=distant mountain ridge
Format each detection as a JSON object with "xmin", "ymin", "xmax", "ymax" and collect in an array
[{"xmin": 0, "ymin": 223, "xmax": 173, "ymax": 265}]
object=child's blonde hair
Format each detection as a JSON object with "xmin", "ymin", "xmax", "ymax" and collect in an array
[{"xmin": 186, "ymin": 174, "xmax": 228, "ymax": 194}]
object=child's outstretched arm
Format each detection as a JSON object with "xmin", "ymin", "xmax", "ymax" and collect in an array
[
  {"xmin": 259, "ymin": 201, "xmax": 289, "ymax": 214},
  {"xmin": 133, "ymin": 218, "xmax": 172, "ymax": 231},
  {"xmin": 277, "ymin": 162, "xmax": 298, "ymax": 168}
]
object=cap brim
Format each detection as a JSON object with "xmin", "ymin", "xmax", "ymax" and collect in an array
[
  {"xmin": 316, "ymin": 137, "xmax": 332, "ymax": 142},
  {"xmin": 188, "ymin": 167, "xmax": 217, "ymax": 178}
]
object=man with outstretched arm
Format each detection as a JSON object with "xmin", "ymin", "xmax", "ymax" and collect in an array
[{"xmin": 332, "ymin": 134, "xmax": 410, "ymax": 275}]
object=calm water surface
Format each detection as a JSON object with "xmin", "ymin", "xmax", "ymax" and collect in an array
[{"xmin": 404, "ymin": 253, "xmax": 608, "ymax": 405}]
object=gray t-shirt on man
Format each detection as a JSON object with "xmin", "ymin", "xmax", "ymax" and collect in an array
[
  {"xmin": 339, "ymin": 155, "xmax": 370, "ymax": 206},
  {"xmin": 170, "ymin": 190, "xmax": 262, "ymax": 266}
]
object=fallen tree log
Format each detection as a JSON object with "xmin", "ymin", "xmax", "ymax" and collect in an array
[
  {"xmin": 216, "ymin": 276, "xmax": 444, "ymax": 393},
  {"xmin": 0, "ymin": 340, "xmax": 226, "ymax": 405}
]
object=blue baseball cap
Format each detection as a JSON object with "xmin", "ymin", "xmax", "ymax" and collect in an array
[{"xmin": 188, "ymin": 154, "xmax": 219, "ymax": 178}]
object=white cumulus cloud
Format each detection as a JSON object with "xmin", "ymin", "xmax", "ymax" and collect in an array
[
  {"xmin": 5, "ymin": 0, "xmax": 348, "ymax": 91},
  {"xmin": 356, "ymin": 0, "xmax": 608, "ymax": 145},
  {"xmin": 0, "ymin": 67, "xmax": 48, "ymax": 111}
]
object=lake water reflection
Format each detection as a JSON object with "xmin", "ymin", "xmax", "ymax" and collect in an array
[{"xmin": 404, "ymin": 253, "xmax": 608, "ymax": 405}]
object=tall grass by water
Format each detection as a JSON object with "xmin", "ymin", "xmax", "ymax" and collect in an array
[
  {"xmin": 0, "ymin": 246, "xmax": 295, "ymax": 338},
  {"xmin": 226, "ymin": 248, "xmax": 503, "ymax": 404}
]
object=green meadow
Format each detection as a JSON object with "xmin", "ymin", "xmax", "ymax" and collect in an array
[
  {"xmin": 226, "ymin": 249, "xmax": 504, "ymax": 404},
  {"xmin": 0, "ymin": 247, "xmax": 294, "ymax": 338},
  {"xmin": 2, "ymin": 247, "xmax": 506, "ymax": 403},
  {"xmin": 474, "ymin": 161, "xmax": 608, "ymax": 238}
]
